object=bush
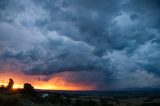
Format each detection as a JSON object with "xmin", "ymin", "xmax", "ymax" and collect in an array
[
  {"xmin": 23, "ymin": 83, "xmax": 36, "ymax": 96},
  {"xmin": 0, "ymin": 94, "xmax": 22, "ymax": 106}
]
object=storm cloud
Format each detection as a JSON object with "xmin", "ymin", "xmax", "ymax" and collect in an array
[{"xmin": 0, "ymin": 0, "xmax": 160, "ymax": 90}]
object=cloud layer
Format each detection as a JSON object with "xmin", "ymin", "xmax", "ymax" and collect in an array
[{"xmin": 0, "ymin": 0, "xmax": 160, "ymax": 90}]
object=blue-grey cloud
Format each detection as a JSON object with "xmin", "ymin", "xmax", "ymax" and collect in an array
[{"xmin": 0, "ymin": 0, "xmax": 160, "ymax": 90}]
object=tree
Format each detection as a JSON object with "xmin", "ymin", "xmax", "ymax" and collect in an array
[
  {"xmin": 0, "ymin": 85, "xmax": 5, "ymax": 91},
  {"xmin": 6, "ymin": 78, "xmax": 14, "ymax": 91},
  {"xmin": 23, "ymin": 83, "xmax": 35, "ymax": 95}
]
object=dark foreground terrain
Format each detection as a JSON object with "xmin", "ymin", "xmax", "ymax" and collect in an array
[{"xmin": 0, "ymin": 89, "xmax": 160, "ymax": 106}]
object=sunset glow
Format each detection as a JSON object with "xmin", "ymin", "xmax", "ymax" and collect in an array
[{"xmin": 0, "ymin": 70, "xmax": 95, "ymax": 91}]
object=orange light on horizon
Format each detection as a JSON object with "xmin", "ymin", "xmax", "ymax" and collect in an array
[{"xmin": 0, "ymin": 70, "xmax": 96, "ymax": 91}]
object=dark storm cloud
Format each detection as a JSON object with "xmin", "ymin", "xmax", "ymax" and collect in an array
[{"xmin": 0, "ymin": 0, "xmax": 160, "ymax": 90}]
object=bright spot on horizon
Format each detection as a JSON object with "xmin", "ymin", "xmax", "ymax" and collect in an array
[{"xmin": 0, "ymin": 70, "xmax": 96, "ymax": 91}]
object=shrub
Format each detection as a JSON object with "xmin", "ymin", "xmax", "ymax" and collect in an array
[
  {"xmin": 0, "ymin": 94, "xmax": 22, "ymax": 106},
  {"xmin": 23, "ymin": 83, "xmax": 36, "ymax": 96}
]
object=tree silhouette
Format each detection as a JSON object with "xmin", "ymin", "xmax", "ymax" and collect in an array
[
  {"xmin": 23, "ymin": 83, "xmax": 35, "ymax": 95},
  {"xmin": 0, "ymin": 85, "xmax": 5, "ymax": 91},
  {"xmin": 6, "ymin": 78, "xmax": 14, "ymax": 91}
]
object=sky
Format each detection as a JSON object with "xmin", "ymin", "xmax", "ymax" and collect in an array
[{"xmin": 0, "ymin": 0, "xmax": 160, "ymax": 90}]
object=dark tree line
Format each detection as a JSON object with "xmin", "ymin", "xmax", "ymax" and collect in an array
[{"xmin": 0, "ymin": 78, "xmax": 35, "ymax": 95}]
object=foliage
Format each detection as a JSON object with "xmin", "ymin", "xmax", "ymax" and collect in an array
[
  {"xmin": 22, "ymin": 83, "xmax": 36, "ymax": 96},
  {"xmin": 0, "ymin": 94, "xmax": 22, "ymax": 106},
  {"xmin": 6, "ymin": 79, "xmax": 14, "ymax": 91}
]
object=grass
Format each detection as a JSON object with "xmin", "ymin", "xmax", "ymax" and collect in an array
[
  {"xmin": 0, "ymin": 94, "xmax": 22, "ymax": 106},
  {"xmin": 0, "ymin": 90, "xmax": 160, "ymax": 106}
]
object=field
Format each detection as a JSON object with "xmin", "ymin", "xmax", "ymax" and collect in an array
[{"xmin": 0, "ymin": 89, "xmax": 160, "ymax": 106}]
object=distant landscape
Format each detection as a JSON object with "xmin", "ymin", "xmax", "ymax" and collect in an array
[{"xmin": 0, "ymin": 79, "xmax": 160, "ymax": 106}]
